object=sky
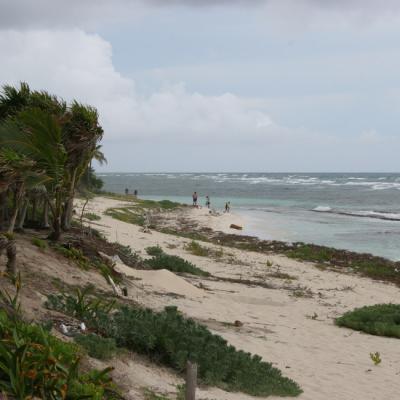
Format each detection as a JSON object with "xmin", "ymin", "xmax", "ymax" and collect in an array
[{"xmin": 0, "ymin": 0, "xmax": 400, "ymax": 172}]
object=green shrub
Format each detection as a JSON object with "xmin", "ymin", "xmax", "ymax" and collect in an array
[
  {"xmin": 108, "ymin": 306, "xmax": 301, "ymax": 397},
  {"xmin": 83, "ymin": 212, "xmax": 101, "ymax": 221},
  {"xmin": 53, "ymin": 244, "xmax": 91, "ymax": 270},
  {"xmin": 184, "ymin": 241, "xmax": 210, "ymax": 257},
  {"xmin": 31, "ymin": 237, "xmax": 47, "ymax": 250},
  {"xmin": 45, "ymin": 288, "xmax": 300, "ymax": 397},
  {"xmin": 45, "ymin": 285, "xmax": 115, "ymax": 324},
  {"xmin": 336, "ymin": 303, "xmax": 400, "ymax": 338},
  {"xmin": 75, "ymin": 333, "xmax": 117, "ymax": 360},
  {"xmin": 146, "ymin": 245, "xmax": 164, "ymax": 257},
  {"xmin": 0, "ymin": 301, "xmax": 119, "ymax": 399},
  {"xmin": 145, "ymin": 253, "xmax": 210, "ymax": 277}
]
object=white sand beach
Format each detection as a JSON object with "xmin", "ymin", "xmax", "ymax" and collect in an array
[{"xmin": 73, "ymin": 196, "xmax": 400, "ymax": 400}]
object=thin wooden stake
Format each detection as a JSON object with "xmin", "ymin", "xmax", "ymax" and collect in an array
[{"xmin": 185, "ymin": 361, "xmax": 197, "ymax": 400}]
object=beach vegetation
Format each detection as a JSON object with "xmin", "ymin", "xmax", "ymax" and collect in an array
[
  {"xmin": 145, "ymin": 249, "xmax": 210, "ymax": 277},
  {"xmin": 45, "ymin": 284, "xmax": 116, "ymax": 323},
  {"xmin": 0, "ymin": 276, "xmax": 121, "ymax": 400},
  {"xmin": 74, "ymin": 333, "xmax": 117, "ymax": 360},
  {"xmin": 369, "ymin": 352, "xmax": 382, "ymax": 365},
  {"xmin": 31, "ymin": 237, "xmax": 47, "ymax": 250},
  {"xmin": 145, "ymin": 245, "xmax": 164, "ymax": 257},
  {"xmin": 184, "ymin": 240, "xmax": 210, "ymax": 257},
  {"xmin": 83, "ymin": 212, "xmax": 101, "ymax": 221},
  {"xmin": 105, "ymin": 207, "xmax": 145, "ymax": 226},
  {"xmin": 336, "ymin": 303, "xmax": 400, "ymax": 338},
  {"xmin": 53, "ymin": 285, "xmax": 301, "ymax": 397}
]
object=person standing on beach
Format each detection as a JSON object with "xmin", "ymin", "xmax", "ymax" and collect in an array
[
  {"xmin": 225, "ymin": 201, "xmax": 230, "ymax": 213},
  {"xmin": 125, "ymin": 188, "xmax": 129, "ymax": 195},
  {"xmin": 205, "ymin": 195, "xmax": 210, "ymax": 208},
  {"xmin": 192, "ymin": 192, "xmax": 198, "ymax": 207}
]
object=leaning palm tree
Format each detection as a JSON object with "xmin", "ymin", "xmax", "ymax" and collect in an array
[
  {"xmin": 61, "ymin": 102, "xmax": 104, "ymax": 230},
  {"xmin": 0, "ymin": 108, "xmax": 67, "ymax": 239}
]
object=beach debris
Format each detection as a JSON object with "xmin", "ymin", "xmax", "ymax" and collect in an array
[
  {"xmin": 108, "ymin": 275, "xmax": 122, "ymax": 296},
  {"xmin": 60, "ymin": 323, "xmax": 69, "ymax": 335},
  {"xmin": 230, "ymin": 223, "xmax": 243, "ymax": 230},
  {"xmin": 80, "ymin": 322, "xmax": 87, "ymax": 331},
  {"xmin": 234, "ymin": 320, "xmax": 243, "ymax": 327}
]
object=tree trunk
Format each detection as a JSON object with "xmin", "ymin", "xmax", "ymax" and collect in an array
[
  {"xmin": 42, "ymin": 199, "xmax": 50, "ymax": 228},
  {"xmin": 6, "ymin": 238, "xmax": 17, "ymax": 276},
  {"xmin": 8, "ymin": 187, "xmax": 24, "ymax": 234},
  {"xmin": 49, "ymin": 216, "xmax": 61, "ymax": 241},
  {"xmin": 31, "ymin": 197, "xmax": 37, "ymax": 221},
  {"xmin": 0, "ymin": 235, "xmax": 7, "ymax": 256},
  {"xmin": 62, "ymin": 169, "xmax": 77, "ymax": 231},
  {"xmin": 16, "ymin": 199, "xmax": 28, "ymax": 231},
  {"xmin": 0, "ymin": 191, "xmax": 8, "ymax": 231}
]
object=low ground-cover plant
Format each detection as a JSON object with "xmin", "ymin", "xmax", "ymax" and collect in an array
[
  {"xmin": 53, "ymin": 244, "xmax": 91, "ymax": 270},
  {"xmin": 83, "ymin": 212, "xmax": 101, "ymax": 221},
  {"xmin": 46, "ymin": 288, "xmax": 301, "ymax": 397},
  {"xmin": 336, "ymin": 303, "xmax": 400, "ymax": 338},
  {"xmin": 107, "ymin": 306, "xmax": 301, "ymax": 397},
  {"xmin": 184, "ymin": 241, "xmax": 210, "ymax": 257},
  {"xmin": 145, "ymin": 245, "xmax": 164, "ymax": 257},
  {"xmin": 145, "ymin": 250, "xmax": 210, "ymax": 277},
  {"xmin": 105, "ymin": 207, "xmax": 145, "ymax": 226},
  {"xmin": 75, "ymin": 333, "xmax": 117, "ymax": 360},
  {"xmin": 31, "ymin": 237, "xmax": 47, "ymax": 250}
]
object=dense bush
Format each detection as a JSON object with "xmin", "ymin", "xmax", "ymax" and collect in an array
[
  {"xmin": 103, "ymin": 306, "xmax": 301, "ymax": 397},
  {"xmin": 145, "ymin": 252, "xmax": 210, "ymax": 277},
  {"xmin": 336, "ymin": 303, "xmax": 400, "ymax": 338},
  {"xmin": 46, "ymin": 286, "xmax": 301, "ymax": 397},
  {"xmin": 0, "ymin": 287, "xmax": 120, "ymax": 399},
  {"xmin": 75, "ymin": 333, "xmax": 117, "ymax": 360}
]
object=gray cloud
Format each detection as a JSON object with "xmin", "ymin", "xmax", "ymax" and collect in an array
[{"xmin": 1, "ymin": 0, "xmax": 400, "ymax": 29}]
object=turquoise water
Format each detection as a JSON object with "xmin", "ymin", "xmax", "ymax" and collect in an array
[{"xmin": 99, "ymin": 173, "xmax": 400, "ymax": 260}]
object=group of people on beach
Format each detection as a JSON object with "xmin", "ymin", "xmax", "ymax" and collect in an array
[{"xmin": 192, "ymin": 192, "xmax": 230, "ymax": 212}]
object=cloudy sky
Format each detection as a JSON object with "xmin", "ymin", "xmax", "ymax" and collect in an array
[{"xmin": 1, "ymin": 0, "xmax": 400, "ymax": 172}]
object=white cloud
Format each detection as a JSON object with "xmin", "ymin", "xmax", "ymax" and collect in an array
[
  {"xmin": 0, "ymin": 28, "xmax": 398, "ymax": 171},
  {"xmin": 0, "ymin": 29, "xmax": 284, "ymax": 144}
]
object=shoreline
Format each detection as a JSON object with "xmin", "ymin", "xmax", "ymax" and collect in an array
[{"xmin": 74, "ymin": 194, "xmax": 400, "ymax": 399}]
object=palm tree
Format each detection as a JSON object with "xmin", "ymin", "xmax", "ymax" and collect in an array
[
  {"xmin": 61, "ymin": 102, "xmax": 104, "ymax": 230},
  {"xmin": 0, "ymin": 108, "xmax": 67, "ymax": 239}
]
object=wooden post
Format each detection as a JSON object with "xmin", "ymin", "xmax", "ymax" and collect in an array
[{"xmin": 185, "ymin": 360, "xmax": 197, "ymax": 400}]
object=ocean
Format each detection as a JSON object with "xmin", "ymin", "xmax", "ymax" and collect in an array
[{"xmin": 99, "ymin": 172, "xmax": 400, "ymax": 260}]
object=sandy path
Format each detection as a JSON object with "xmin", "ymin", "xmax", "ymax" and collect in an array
[{"xmin": 77, "ymin": 197, "xmax": 400, "ymax": 400}]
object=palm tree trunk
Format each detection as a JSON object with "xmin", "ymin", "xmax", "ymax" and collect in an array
[
  {"xmin": 16, "ymin": 198, "xmax": 28, "ymax": 231},
  {"xmin": 8, "ymin": 184, "xmax": 24, "ymax": 234},
  {"xmin": 31, "ymin": 197, "xmax": 37, "ymax": 221},
  {"xmin": 62, "ymin": 168, "xmax": 77, "ymax": 231},
  {"xmin": 0, "ymin": 191, "xmax": 8, "ymax": 231},
  {"xmin": 48, "ymin": 189, "xmax": 62, "ymax": 241},
  {"xmin": 42, "ymin": 199, "xmax": 50, "ymax": 228},
  {"xmin": 6, "ymin": 238, "xmax": 17, "ymax": 276}
]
